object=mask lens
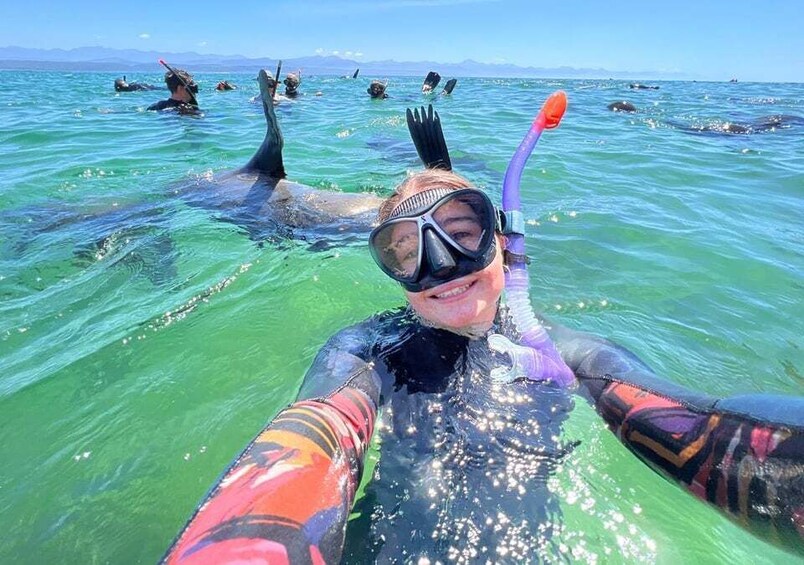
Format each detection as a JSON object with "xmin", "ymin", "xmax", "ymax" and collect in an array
[
  {"xmin": 432, "ymin": 191, "xmax": 493, "ymax": 253},
  {"xmin": 369, "ymin": 188, "xmax": 497, "ymax": 288},
  {"xmin": 371, "ymin": 219, "xmax": 420, "ymax": 280}
]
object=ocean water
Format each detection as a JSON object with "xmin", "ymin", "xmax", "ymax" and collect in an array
[{"xmin": 0, "ymin": 70, "xmax": 802, "ymax": 563}]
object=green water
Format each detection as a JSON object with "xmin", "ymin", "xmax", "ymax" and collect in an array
[{"xmin": 0, "ymin": 71, "xmax": 802, "ymax": 563}]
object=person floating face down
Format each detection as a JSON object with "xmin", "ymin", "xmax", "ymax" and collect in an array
[
  {"xmin": 147, "ymin": 68, "xmax": 199, "ymax": 113},
  {"xmin": 160, "ymin": 168, "xmax": 578, "ymax": 564},
  {"xmin": 114, "ymin": 75, "xmax": 156, "ymax": 92},
  {"xmin": 215, "ymin": 80, "xmax": 236, "ymax": 91},
  {"xmin": 367, "ymin": 79, "xmax": 388, "ymax": 99},
  {"xmin": 283, "ymin": 72, "xmax": 301, "ymax": 97}
]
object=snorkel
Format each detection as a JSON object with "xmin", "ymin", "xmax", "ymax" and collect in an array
[
  {"xmin": 489, "ymin": 91, "xmax": 576, "ymax": 387},
  {"xmin": 158, "ymin": 59, "xmax": 199, "ymax": 107}
]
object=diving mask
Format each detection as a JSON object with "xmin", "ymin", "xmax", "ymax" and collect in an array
[{"xmin": 369, "ymin": 188, "xmax": 501, "ymax": 292}]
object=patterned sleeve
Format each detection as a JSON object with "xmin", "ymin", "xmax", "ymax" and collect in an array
[
  {"xmin": 548, "ymin": 320, "xmax": 804, "ymax": 555},
  {"xmin": 161, "ymin": 362, "xmax": 381, "ymax": 564}
]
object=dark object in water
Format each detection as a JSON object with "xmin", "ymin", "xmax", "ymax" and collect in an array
[
  {"xmin": 352, "ymin": 68, "xmax": 359, "ymax": 79},
  {"xmin": 422, "ymin": 71, "xmax": 441, "ymax": 93},
  {"xmin": 607, "ymin": 100, "xmax": 637, "ymax": 112},
  {"xmin": 406, "ymin": 104, "xmax": 452, "ymax": 171},
  {"xmin": 114, "ymin": 76, "xmax": 157, "ymax": 92},
  {"xmin": 442, "ymin": 78, "xmax": 457, "ymax": 95},
  {"xmin": 629, "ymin": 83, "xmax": 659, "ymax": 90},
  {"xmin": 367, "ymin": 80, "xmax": 388, "ymax": 99},
  {"xmin": 283, "ymin": 71, "xmax": 301, "ymax": 97},
  {"xmin": 215, "ymin": 80, "xmax": 236, "ymax": 91},
  {"xmin": 182, "ymin": 69, "xmax": 383, "ymax": 243},
  {"xmin": 670, "ymin": 114, "xmax": 804, "ymax": 135}
]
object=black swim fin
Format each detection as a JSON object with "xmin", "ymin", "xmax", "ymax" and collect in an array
[
  {"xmin": 242, "ymin": 69, "xmax": 286, "ymax": 179},
  {"xmin": 422, "ymin": 71, "xmax": 441, "ymax": 93},
  {"xmin": 442, "ymin": 78, "xmax": 457, "ymax": 95},
  {"xmin": 406, "ymin": 104, "xmax": 452, "ymax": 171},
  {"xmin": 352, "ymin": 68, "xmax": 359, "ymax": 79}
]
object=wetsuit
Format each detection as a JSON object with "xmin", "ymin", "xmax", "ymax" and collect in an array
[
  {"xmin": 162, "ymin": 306, "xmax": 575, "ymax": 564},
  {"xmin": 147, "ymin": 98, "xmax": 195, "ymax": 112},
  {"xmin": 161, "ymin": 310, "xmax": 803, "ymax": 562},
  {"xmin": 550, "ymin": 321, "xmax": 804, "ymax": 553}
]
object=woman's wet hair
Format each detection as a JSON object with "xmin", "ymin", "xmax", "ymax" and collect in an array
[{"xmin": 378, "ymin": 169, "xmax": 472, "ymax": 223}]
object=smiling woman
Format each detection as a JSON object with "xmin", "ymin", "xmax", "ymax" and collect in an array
[
  {"xmin": 370, "ymin": 173, "xmax": 506, "ymax": 334},
  {"xmin": 162, "ymin": 167, "xmax": 578, "ymax": 564}
]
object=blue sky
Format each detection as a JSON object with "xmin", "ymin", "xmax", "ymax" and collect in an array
[{"xmin": 2, "ymin": 0, "xmax": 802, "ymax": 82}]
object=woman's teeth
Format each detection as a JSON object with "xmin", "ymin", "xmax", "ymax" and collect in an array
[{"xmin": 435, "ymin": 283, "xmax": 471, "ymax": 299}]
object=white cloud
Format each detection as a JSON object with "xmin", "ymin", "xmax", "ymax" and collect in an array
[
  {"xmin": 138, "ymin": 33, "xmax": 150, "ymax": 40},
  {"xmin": 198, "ymin": 41, "xmax": 207, "ymax": 47},
  {"xmin": 315, "ymin": 48, "xmax": 363, "ymax": 59}
]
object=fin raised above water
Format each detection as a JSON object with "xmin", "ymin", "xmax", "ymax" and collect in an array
[
  {"xmin": 442, "ymin": 78, "xmax": 457, "ymax": 95},
  {"xmin": 422, "ymin": 71, "xmax": 441, "ymax": 93},
  {"xmin": 406, "ymin": 104, "xmax": 452, "ymax": 171},
  {"xmin": 241, "ymin": 69, "xmax": 286, "ymax": 179}
]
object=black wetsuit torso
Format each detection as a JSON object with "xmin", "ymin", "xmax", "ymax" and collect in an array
[
  {"xmin": 147, "ymin": 98, "xmax": 195, "ymax": 112},
  {"xmin": 162, "ymin": 307, "xmax": 804, "ymax": 562},
  {"xmin": 298, "ymin": 307, "xmax": 576, "ymax": 563}
]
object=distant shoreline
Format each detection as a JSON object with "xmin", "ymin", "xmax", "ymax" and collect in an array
[
  {"xmin": 0, "ymin": 59, "xmax": 644, "ymax": 80},
  {"xmin": 2, "ymin": 46, "xmax": 798, "ymax": 82},
  {"xmin": 0, "ymin": 45, "xmax": 694, "ymax": 81},
  {"xmin": 1, "ymin": 65, "xmax": 795, "ymax": 84}
]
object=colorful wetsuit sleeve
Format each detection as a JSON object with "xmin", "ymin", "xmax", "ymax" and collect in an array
[
  {"xmin": 161, "ymin": 366, "xmax": 381, "ymax": 564},
  {"xmin": 549, "ymin": 322, "xmax": 804, "ymax": 555}
]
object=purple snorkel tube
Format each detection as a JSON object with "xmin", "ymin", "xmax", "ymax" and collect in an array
[{"xmin": 489, "ymin": 91, "xmax": 575, "ymax": 387}]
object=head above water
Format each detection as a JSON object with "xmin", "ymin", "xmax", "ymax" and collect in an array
[
  {"xmin": 368, "ymin": 80, "xmax": 388, "ymax": 99},
  {"xmin": 373, "ymin": 169, "xmax": 506, "ymax": 334},
  {"xmin": 164, "ymin": 68, "xmax": 197, "ymax": 95},
  {"xmin": 283, "ymin": 73, "xmax": 300, "ymax": 93}
]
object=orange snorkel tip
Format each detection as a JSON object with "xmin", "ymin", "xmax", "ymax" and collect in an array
[{"xmin": 541, "ymin": 90, "xmax": 567, "ymax": 129}]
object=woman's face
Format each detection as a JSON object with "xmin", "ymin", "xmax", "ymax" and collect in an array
[{"xmin": 404, "ymin": 235, "xmax": 505, "ymax": 333}]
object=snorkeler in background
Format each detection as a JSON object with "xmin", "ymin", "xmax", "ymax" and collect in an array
[
  {"xmin": 367, "ymin": 79, "xmax": 389, "ymax": 99},
  {"xmin": 283, "ymin": 71, "xmax": 301, "ymax": 97},
  {"xmin": 147, "ymin": 67, "xmax": 199, "ymax": 114},
  {"xmin": 114, "ymin": 75, "xmax": 157, "ymax": 92},
  {"xmin": 215, "ymin": 80, "xmax": 236, "ymax": 91}
]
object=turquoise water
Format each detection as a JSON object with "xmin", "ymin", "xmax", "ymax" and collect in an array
[{"xmin": 0, "ymin": 70, "xmax": 802, "ymax": 563}]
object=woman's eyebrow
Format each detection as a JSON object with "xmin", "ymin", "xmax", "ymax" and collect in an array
[{"xmin": 440, "ymin": 215, "xmax": 479, "ymax": 226}]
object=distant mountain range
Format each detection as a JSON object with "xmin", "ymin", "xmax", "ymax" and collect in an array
[{"xmin": 0, "ymin": 46, "xmax": 690, "ymax": 80}]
